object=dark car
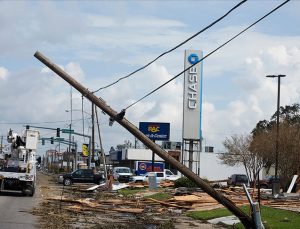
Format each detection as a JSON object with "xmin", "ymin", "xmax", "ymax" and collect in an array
[
  {"xmin": 62, "ymin": 169, "xmax": 105, "ymax": 186},
  {"xmin": 256, "ymin": 176, "xmax": 280, "ymax": 189},
  {"xmin": 227, "ymin": 174, "xmax": 249, "ymax": 187}
]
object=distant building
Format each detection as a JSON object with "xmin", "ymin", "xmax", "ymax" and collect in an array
[{"xmin": 108, "ymin": 142, "xmax": 249, "ymax": 181}]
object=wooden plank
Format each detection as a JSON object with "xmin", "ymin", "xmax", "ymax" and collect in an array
[
  {"xmin": 112, "ymin": 208, "xmax": 144, "ymax": 214},
  {"xmin": 191, "ymin": 203, "xmax": 220, "ymax": 208},
  {"xmin": 173, "ymin": 195, "xmax": 203, "ymax": 202},
  {"xmin": 147, "ymin": 198, "xmax": 192, "ymax": 209}
]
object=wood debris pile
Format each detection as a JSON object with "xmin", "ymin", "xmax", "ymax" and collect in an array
[{"xmin": 59, "ymin": 182, "xmax": 300, "ymax": 214}]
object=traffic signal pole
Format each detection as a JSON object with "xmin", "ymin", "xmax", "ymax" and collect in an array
[
  {"xmin": 71, "ymin": 131, "xmax": 92, "ymax": 169},
  {"xmin": 34, "ymin": 51, "xmax": 254, "ymax": 228}
]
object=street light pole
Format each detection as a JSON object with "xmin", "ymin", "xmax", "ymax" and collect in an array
[
  {"xmin": 68, "ymin": 86, "xmax": 73, "ymax": 172},
  {"xmin": 91, "ymin": 102, "xmax": 95, "ymax": 165},
  {"xmin": 266, "ymin": 74, "xmax": 286, "ymax": 195}
]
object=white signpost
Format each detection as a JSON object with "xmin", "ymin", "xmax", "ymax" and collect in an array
[
  {"xmin": 182, "ymin": 50, "xmax": 203, "ymax": 174},
  {"xmin": 183, "ymin": 50, "xmax": 203, "ymax": 139}
]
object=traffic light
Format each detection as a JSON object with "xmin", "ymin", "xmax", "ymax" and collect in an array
[
  {"xmin": 50, "ymin": 137, "xmax": 54, "ymax": 144},
  {"xmin": 42, "ymin": 139, "xmax": 45, "ymax": 145},
  {"xmin": 56, "ymin": 128, "xmax": 60, "ymax": 137},
  {"xmin": 26, "ymin": 125, "xmax": 30, "ymax": 130}
]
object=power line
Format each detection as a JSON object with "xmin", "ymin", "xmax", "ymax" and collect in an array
[
  {"xmin": 92, "ymin": 0, "xmax": 247, "ymax": 93},
  {"xmin": 0, "ymin": 117, "xmax": 91, "ymax": 126},
  {"xmin": 124, "ymin": 0, "xmax": 290, "ymax": 111}
]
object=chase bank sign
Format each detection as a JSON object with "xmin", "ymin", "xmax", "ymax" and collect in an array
[
  {"xmin": 187, "ymin": 53, "xmax": 200, "ymax": 109},
  {"xmin": 183, "ymin": 50, "xmax": 203, "ymax": 140}
]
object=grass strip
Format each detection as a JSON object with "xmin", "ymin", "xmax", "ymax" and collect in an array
[{"xmin": 187, "ymin": 205, "xmax": 300, "ymax": 229}]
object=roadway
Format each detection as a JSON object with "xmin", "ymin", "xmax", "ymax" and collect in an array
[{"xmin": 0, "ymin": 175, "xmax": 41, "ymax": 229}]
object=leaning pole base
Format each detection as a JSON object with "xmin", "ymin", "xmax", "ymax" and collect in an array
[{"xmin": 34, "ymin": 51, "xmax": 254, "ymax": 229}]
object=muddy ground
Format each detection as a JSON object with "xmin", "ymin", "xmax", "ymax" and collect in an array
[{"xmin": 32, "ymin": 172, "xmax": 223, "ymax": 229}]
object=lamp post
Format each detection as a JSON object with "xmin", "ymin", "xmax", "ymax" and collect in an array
[
  {"xmin": 266, "ymin": 74, "xmax": 286, "ymax": 195},
  {"xmin": 91, "ymin": 103, "xmax": 95, "ymax": 165},
  {"xmin": 67, "ymin": 86, "xmax": 73, "ymax": 172}
]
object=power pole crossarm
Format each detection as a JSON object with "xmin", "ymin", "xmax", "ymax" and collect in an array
[{"xmin": 34, "ymin": 51, "xmax": 254, "ymax": 228}]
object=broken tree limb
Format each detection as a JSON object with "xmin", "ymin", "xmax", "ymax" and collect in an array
[{"xmin": 34, "ymin": 51, "xmax": 254, "ymax": 228}]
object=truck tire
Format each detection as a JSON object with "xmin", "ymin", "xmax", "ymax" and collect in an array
[
  {"xmin": 259, "ymin": 184, "xmax": 268, "ymax": 189},
  {"xmin": 22, "ymin": 185, "xmax": 35, "ymax": 196},
  {"xmin": 28, "ymin": 186, "xmax": 35, "ymax": 197},
  {"xmin": 63, "ymin": 178, "xmax": 72, "ymax": 186}
]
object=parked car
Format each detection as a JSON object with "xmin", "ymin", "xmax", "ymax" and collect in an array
[
  {"xmin": 132, "ymin": 169, "xmax": 180, "ymax": 183},
  {"xmin": 60, "ymin": 169, "xmax": 105, "ymax": 186},
  {"xmin": 112, "ymin": 167, "xmax": 133, "ymax": 183},
  {"xmin": 256, "ymin": 175, "xmax": 280, "ymax": 189},
  {"xmin": 227, "ymin": 174, "xmax": 249, "ymax": 187}
]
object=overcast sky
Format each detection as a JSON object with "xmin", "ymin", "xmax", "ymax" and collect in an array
[{"xmin": 0, "ymin": 0, "xmax": 299, "ymax": 155}]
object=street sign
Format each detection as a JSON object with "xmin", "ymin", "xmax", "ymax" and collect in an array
[
  {"xmin": 61, "ymin": 129, "xmax": 74, "ymax": 134},
  {"xmin": 139, "ymin": 122, "xmax": 170, "ymax": 141},
  {"xmin": 82, "ymin": 143, "xmax": 89, "ymax": 156}
]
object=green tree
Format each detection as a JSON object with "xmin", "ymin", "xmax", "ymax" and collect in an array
[{"xmin": 251, "ymin": 103, "xmax": 300, "ymax": 187}]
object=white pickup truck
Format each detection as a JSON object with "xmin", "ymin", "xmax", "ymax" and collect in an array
[{"xmin": 132, "ymin": 169, "xmax": 180, "ymax": 183}]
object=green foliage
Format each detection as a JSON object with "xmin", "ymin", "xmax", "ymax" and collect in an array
[
  {"xmin": 59, "ymin": 168, "xmax": 65, "ymax": 173},
  {"xmin": 117, "ymin": 188, "xmax": 146, "ymax": 196},
  {"xmin": 117, "ymin": 188, "xmax": 172, "ymax": 201},
  {"xmin": 187, "ymin": 205, "xmax": 300, "ymax": 229},
  {"xmin": 252, "ymin": 103, "xmax": 300, "ymax": 135},
  {"xmin": 174, "ymin": 177, "xmax": 198, "ymax": 188},
  {"xmin": 146, "ymin": 192, "xmax": 172, "ymax": 201},
  {"xmin": 251, "ymin": 103, "xmax": 300, "ymax": 185},
  {"xmin": 186, "ymin": 205, "xmax": 249, "ymax": 220}
]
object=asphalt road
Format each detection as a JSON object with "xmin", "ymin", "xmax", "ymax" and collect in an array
[{"xmin": 0, "ymin": 176, "xmax": 40, "ymax": 229}]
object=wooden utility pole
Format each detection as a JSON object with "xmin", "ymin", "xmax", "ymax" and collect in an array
[
  {"xmin": 95, "ymin": 107, "xmax": 108, "ymax": 179},
  {"xmin": 34, "ymin": 51, "xmax": 254, "ymax": 228},
  {"xmin": 0, "ymin": 136, "xmax": 3, "ymax": 154}
]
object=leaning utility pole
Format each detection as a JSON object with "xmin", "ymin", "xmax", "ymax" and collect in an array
[
  {"xmin": 95, "ymin": 107, "xmax": 108, "ymax": 180},
  {"xmin": 34, "ymin": 51, "xmax": 254, "ymax": 228}
]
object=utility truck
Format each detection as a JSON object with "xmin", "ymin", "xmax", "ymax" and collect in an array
[{"xmin": 0, "ymin": 128, "xmax": 39, "ymax": 196}]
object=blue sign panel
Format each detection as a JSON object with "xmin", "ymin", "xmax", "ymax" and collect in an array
[{"xmin": 139, "ymin": 122, "xmax": 170, "ymax": 141}]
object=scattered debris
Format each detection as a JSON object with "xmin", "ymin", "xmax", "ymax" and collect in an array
[
  {"xmin": 112, "ymin": 183, "xmax": 130, "ymax": 191},
  {"xmin": 287, "ymin": 175, "xmax": 298, "ymax": 193},
  {"xmin": 208, "ymin": 215, "xmax": 240, "ymax": 226},
  {"xmin": 147, "ymin": 198, "xmax": 192, "ymax": 210},
  {"xmin": 33, "ymin": 172, "xmax": 300, "ymax": 229},
  {"xmin": 85, "ymin": 184, "xmax": 103, "ymax": 191}
]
